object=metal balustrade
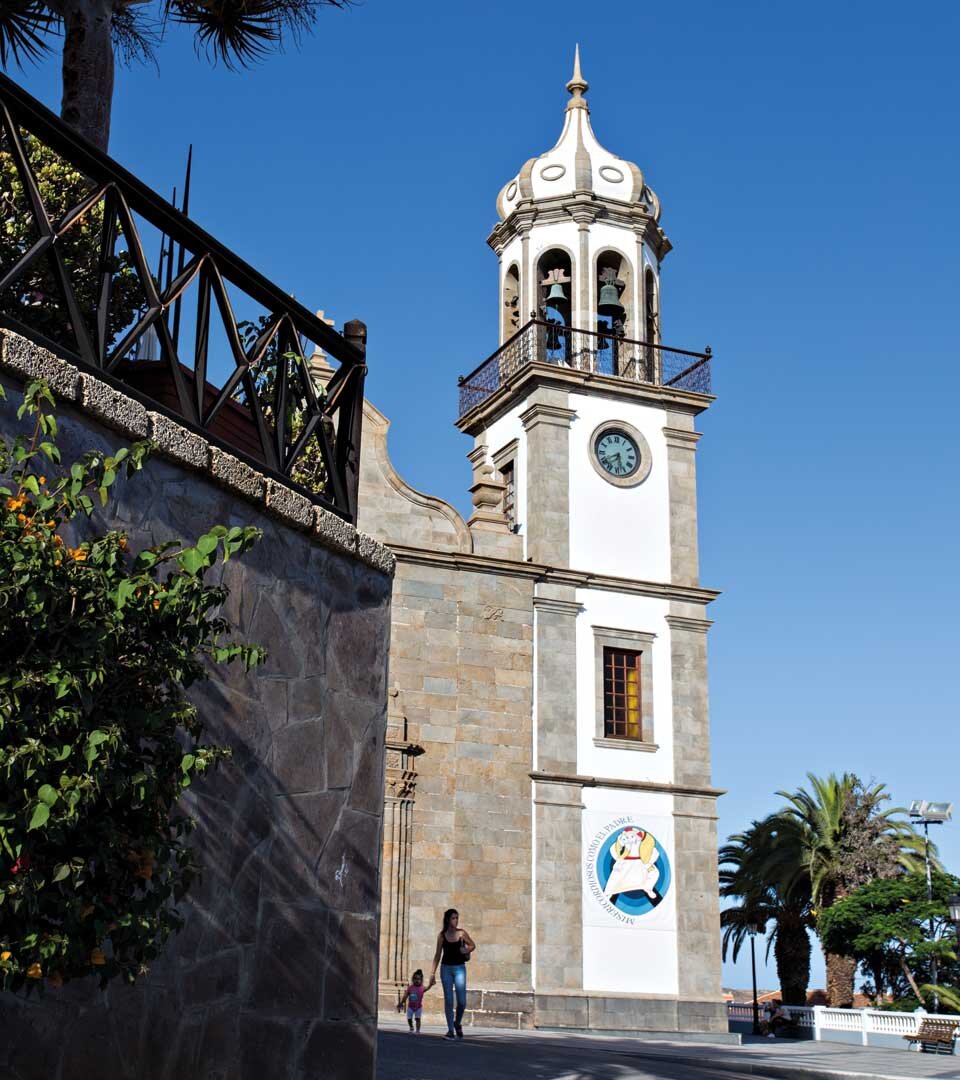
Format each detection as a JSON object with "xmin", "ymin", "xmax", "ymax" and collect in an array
[{"xmin": 457, "ymin": 318, "xmax": 712, "ymax": 418}]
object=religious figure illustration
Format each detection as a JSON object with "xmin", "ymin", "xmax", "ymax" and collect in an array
[{"xmin": 603, "ymin": 827, "xmax": 661, "ymax": 904}]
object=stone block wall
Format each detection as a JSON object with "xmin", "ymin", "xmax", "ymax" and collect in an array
[{"xmin": 0, "ymin": 332, "xmax": 394, "ymax": 1080}]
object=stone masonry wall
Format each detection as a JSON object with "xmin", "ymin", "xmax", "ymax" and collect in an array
[
  {"xmin": 382, "ymin": 560, "xmax": 534, "ymax": 1006},
  {"xmin": 0, "ymin": 333, "xmax": 395, "ymax": 1080}
]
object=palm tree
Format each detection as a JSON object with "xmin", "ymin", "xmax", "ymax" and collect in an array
[
  {"xmin": 0, "ymin": 0, "xmax": 351, "ymax": 152},
  {"xmin": 778, "ymin": 773, "xmax": 926, "ymax": 1008},
  {"xmin": 720, "ymin": 814, "xmax": 813, "ymax": 1005}
]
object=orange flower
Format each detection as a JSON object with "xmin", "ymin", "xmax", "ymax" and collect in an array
[
  {"xmin": 48, "ymin": 971, "xmax": 63, "ymax": 989},
  {"xmin": 153, "ymin": 599, "xmax": 161, "ymax": 610},
  {"xmin": 67, "ymin": 547, "xmax": 87, "ymax": 562},
  {"xmin": 45, "ymin": 520, "xmax": 55, "ymax": 529},
  {"xmin": 5, "ymin": 494, "xmax": 26, "ymax": 511},
  {"xmin": 37, "ymin": 476, "xmax": 46, "ymax": 485},
  {"xmin": 118, "ymin": 537, "xmax": 129, "ymax": 552},
  {"xmin": 52, "ymin": 535, "xmax": 64, "ymax": 548},
  {"xmin": 0, "ymin": 951, "xmax": 11, "ymax": 962},
  {"xmin": 16, "ymin": 513, "xmax": 26, "ymax": 525},
  {"xmin": 90, "ymin": 947, "xmax": 106, "ymax": 966},
  {"xmin": 26, "ymin": 962, "xmax": 42, "ymax": 979}
]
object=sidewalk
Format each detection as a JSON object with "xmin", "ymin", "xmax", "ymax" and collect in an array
[{"xmin": 378, "ymin": 1020, "xmax": 960, "ymax": 1080}]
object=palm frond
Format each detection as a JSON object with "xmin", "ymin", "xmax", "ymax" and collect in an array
[
  {"xmin": 167, "ymin": 0, "xmax": 350, "ymax": 69},
  {"xmin": 0, "ymin": 0, "xmax": 59, "ymax": 66}
]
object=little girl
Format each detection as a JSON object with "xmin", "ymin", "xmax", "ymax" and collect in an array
[{"xmin": 397, "ymin": 969, "xmax": 431, "ymax": 1032}]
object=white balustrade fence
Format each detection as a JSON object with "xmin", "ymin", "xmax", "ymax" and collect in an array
[{"xmin": 728, "ymin": 1003, "xmax": 958, "ymax": 1049}]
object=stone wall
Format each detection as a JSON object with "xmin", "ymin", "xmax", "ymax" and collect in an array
[{"xmin": 0, "ymin": 332, "xmax": 395, "ymax": 1080}]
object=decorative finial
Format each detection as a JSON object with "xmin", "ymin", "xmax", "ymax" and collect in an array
[{"xmin": 566, "ymin": 44, "xmax": 589, "ymax": 110}]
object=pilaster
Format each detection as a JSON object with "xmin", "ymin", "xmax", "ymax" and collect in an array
[
  {"xmin": 520, "ymin": 387, "xmax": 575, "ymax": 566},
  {"xmin": 663, "ymin": 412, "xmax": 702, "ymax": 587},
  {"xmin": 665, "ymin": 611, "xmax": 712, "ymax": 790},
  {"xmin": 672, "ymin": 792, "xmax": 723, "ymax": 1010},
  {"xmin": 532, "ymin": 774, "xmax": 584, "ymax": 991}
]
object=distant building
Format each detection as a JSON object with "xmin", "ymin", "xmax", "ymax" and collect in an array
[{"xmin": 359, "ymin": 50, "xmax": 723, "ymax": 1034}]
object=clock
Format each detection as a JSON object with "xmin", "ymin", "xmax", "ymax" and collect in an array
[
  {"xmin": 595, "ymin": 430, "xmax": 639, "ymax": 479},
  {"xmin": 589, "ymin": 421, "xmax": 652, "ymax": 487}
]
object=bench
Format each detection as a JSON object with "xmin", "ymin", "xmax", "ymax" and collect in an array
[{"xmin": 904, "ymin": 1019, "xmax": 959, "ymax": 1054}]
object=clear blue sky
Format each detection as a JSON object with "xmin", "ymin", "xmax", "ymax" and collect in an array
[{"xmin": 14, "ymin": 0, "xmax": 960, "ymax": 993}]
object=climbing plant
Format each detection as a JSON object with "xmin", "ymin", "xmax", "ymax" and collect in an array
[{"xmin": 0, "ymin": 378, "xmax": 264, "ymax": 992}]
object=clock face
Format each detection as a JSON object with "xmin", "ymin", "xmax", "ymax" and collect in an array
[{"xmin": 595, "ymin": 430, "xmax": 640, "ymax": 479}]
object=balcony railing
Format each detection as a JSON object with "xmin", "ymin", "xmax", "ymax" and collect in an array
[
  {"xmin": 0, "ymin": 73, "xmax": 367, "ymax": 523},
  {"xmin": 458, "ymin": 319, "xmax": 712, "ymax": 418}
]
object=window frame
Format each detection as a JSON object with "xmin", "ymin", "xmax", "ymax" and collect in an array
[
  {"xmin": 492, "ymin": 438, "xmax": 519, "ymax": 532},
  {"xmin": 592, "ymin": 625, "xmax": 656, "ymax": 751}
]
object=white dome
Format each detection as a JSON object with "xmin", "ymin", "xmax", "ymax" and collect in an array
[{"xmin": 495, "ymin": 47, "xmax": 661, "ymax": 222}]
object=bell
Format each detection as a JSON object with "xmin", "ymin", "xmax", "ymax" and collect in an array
[
  {"xmin": 598, "ymin": 283, "xmax": 625, "ymax": 321},
  {"xmin": 545, "ymin": 282, "xmax": 567, "ymax": 308}
]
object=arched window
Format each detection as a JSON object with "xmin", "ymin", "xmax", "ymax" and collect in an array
[
  {"xmin": 644, "ymin": 268, "xmax": 659, "ymax": 344},
  {"xmin": 596, "ymin": 250, "xmax": 633, "ymax": 376},
  {"xmin": 644, "ymin": 268, "xmax": 659, "ymax": 383},
  {"xmin": 536, "ymin": 249, "xmax": 573, "ymax": 365},
  {"xmin": 502, "ymin": 263, "xmax": 520, "ymax": 342}
]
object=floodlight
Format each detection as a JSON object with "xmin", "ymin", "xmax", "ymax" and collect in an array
[{"xmin": 909, "ymin": 800, "xmax": 953, "ymax": 824}]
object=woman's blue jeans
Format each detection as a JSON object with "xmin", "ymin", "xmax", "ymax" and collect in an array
[{"xmin": 440, "ymin": 963, "xmax": 466, "ymax": 1031}]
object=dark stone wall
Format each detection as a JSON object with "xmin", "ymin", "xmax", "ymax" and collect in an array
[{"xmin": 0, "ymin": 375, "xmax": 392, "ymax": 1079}]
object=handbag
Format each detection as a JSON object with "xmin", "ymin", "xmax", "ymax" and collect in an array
[{"xmin": 459, "ymin": 936, "xmax": 471, "ymax": 964}]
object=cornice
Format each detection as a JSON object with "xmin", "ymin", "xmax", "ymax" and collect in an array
[
  {"xmin": 664, "ymin": 615, "xmax": 714, "ymax": 634},
  {"xmin": 457, "ymin": 362, "xmax": 714, "ymax": 436},
  {"xmin": 519, "ymin": 401, "xmax": 577, "ymax": 430},
  {"xmin": 530, "ymin": 770, "xmax": 725, "ymax": 799},
  {"xmin": 387, "ymin": 542, "xmax": 720, "ymax": 605},
  {"xmin": 662, "ymin": 426, "xmax": 703, "ymax": 450},
  {"xmin": 491, "ymin": 438, "xmax": 518, "ymax": 470},
  {"xmin": 532, "ymin": 595, "xmax": 583, "ymax": 616}
]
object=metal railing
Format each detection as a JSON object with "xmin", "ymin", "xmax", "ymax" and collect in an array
[
  {"xmin": 0, "ymin": 73, "xmax": 366, "ymax": 523},
  {"xmin": 457, "ymin": 319, "xmax": 712, "ymax": 418}
]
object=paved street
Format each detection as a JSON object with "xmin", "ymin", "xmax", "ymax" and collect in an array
[
  {"xmin": 377, "ymin": 1028, "xmax": 770, "ymax": 1080},
  {"xmin": 377, "ymin": 1024, "xmax": 960, "ymax": 1080}
]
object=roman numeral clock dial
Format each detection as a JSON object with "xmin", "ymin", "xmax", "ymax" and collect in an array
[{"xmin": 589, "ymin": 423, "xmax": 652, "ymax": 488}]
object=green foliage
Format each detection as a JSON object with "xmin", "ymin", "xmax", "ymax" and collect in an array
[
  {"xmin": 0, "ymin": 379, "xmax": 264, "ymax": 992},
  {"xmin": 818, "ymin": 871, "xmax": 960, "ymax": 1006},
  {"xmin": 0, "ymin": 138, "xmax": 144, "ymax": 353},
  {"xmin": 720, "ymin": 813, "xmax": 813, "ymax": 1004}
]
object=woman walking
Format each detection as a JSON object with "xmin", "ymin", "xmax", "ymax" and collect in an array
[{"xmin": 429, "ymin": 908, "xmax": 476, "ymax": 1040}]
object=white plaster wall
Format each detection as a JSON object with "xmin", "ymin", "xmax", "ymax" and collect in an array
[
  {"xmin": 567, "ymin": 390, "xmax": 672, "ymax": 582},
  {"xmin": 574, "ymin": 589, "xmax": 674, "ymax": 785},
  {"xmin": 481, "ymin": 401, "xmax": 528, "ymax": 556},
  {"xmin": 581, "ymin": 787, "xmax": 679, "ymax": 995}
]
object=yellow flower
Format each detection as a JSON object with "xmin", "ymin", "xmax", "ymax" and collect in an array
[
  {"xmin": 26, "ymin": 962, "xmax": 42, "ymax": 979},
  {"xmin": 5, "ymin": 494, "xmax": 26, "ymax": 511},
  {"xmin": 153, "ymin": 599, "xmax": 161, "ymax": 610},
  {"xmin": 0, "ymin": 951, "xmax": 10, "ymax": 962},
  {"xmin": 90, "ymin": 947, "xmax": 106, "ymax": 966},
  {"xmin": 16, "ymin": 513, "xmax": 26, "ymax": 525},
  {"xmin": 48, "ymin": 971, "xmax": 63, "ymax": 989},
  {"xmin": 67, "ymin": 547, "xmax": 87, "ymax": 562},
  {"xmin": 45, "ymin": 520, "xmax": 55, "ymax": 529},
  {"xmin": 38, "ymin": 476, "xmax": 46, "ymax": 485}
]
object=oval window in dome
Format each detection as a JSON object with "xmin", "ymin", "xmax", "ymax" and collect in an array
[
  {"xmin": 599, "ymin": 165, "xmax": 625, "ymax": 184},
  {"xmin": 540, "ymin": 164, "xmax": 566, "ymax": 182},
  {"xmin": 505, "ymin": 181, "xmax": 518, "ymax": 201}
]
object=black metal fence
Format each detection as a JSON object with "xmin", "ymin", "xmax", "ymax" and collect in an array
[
  {"xmin": 0, "ymin": 73, "xmax": 367, "ymax": 523},
  {"xmin": 458, "ymin": 319, "xmax": 712, "ymax": 418}
]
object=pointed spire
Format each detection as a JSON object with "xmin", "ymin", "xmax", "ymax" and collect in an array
[{"xmin": 566, "ymin": 44, "xmax": 589, "ymax": 110}]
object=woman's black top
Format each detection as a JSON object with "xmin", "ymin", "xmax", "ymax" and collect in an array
[{"xmin": 441, "ymin": 933, "xmax": 464, "ymax": 966}]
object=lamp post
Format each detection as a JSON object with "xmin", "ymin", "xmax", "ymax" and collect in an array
[
  {"xmin": 748, "ymin": 919, "xmax": 764, "ymax": 1036},
  {"xmin": 909, "ymin": 800, "xmax": 954, "ymax": 1012}
]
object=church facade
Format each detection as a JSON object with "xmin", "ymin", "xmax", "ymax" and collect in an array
[{"xmin": 356, "ymin": 51, "xmax": 725, "ymax": 1034}]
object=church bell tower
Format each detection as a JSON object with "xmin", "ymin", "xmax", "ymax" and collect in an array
[{"xmin": 455, "ymin": 48, "xmax": 723, "ymax": 1025}]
